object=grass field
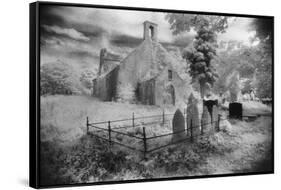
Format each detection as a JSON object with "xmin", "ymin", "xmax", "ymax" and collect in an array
[
  {"xmin": 40, "ymin": 95, "xmax": 182, "ymax": 143},
  {"xmin": 40, "ymin": 95, "xmax": 273, "ymax": 186}
]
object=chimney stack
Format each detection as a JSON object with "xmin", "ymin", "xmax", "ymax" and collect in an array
[{"xmin": 98, "ymin": 48, "xmax": 107, "ymax": 75}]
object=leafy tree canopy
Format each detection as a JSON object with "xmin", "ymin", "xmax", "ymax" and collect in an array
[
  {"xmin": 165, "ymin": 14, "xmax": 228, "ymax": 34},
  {"xmin": 41, "ymin": 61, "xmax": 85, "ymax": 95},
  {"xmin": 166, "ymin": 14, "xmax": 228, "ymax": 97},
  {"xmin": 249, "ymin": 18, "xmax": 273, "ymax": 42},
  {"xmin": 249, "ymin": 18, "xmax": 273, "ymax": 98}
]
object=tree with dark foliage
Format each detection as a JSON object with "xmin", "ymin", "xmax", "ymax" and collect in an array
[
  {"xmin": 166, "ymin": 14, "xmax": 228, "ymax": 98},
  {"xmin": 249, "ymin": 18, "xmax": 273, "ymax": 98}
]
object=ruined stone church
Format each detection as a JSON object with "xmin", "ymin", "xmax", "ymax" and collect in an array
[{"xmin": 92, "ymin": 21, "xmax": 186, "ymax": 106}]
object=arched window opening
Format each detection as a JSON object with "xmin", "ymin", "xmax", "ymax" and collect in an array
[
  {"xmin": 149, "ymin": 26, "xmax": 154, "ymax": 39},
  {"xmin": 168, "ymin": 70, "xmax": 172, "ymax": 81},
  {"xmin": 164, "ymin": 85, "xmax": 175, "ymax": 105}
]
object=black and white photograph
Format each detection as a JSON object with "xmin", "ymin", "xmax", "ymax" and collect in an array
[{"xmin": 35, "ymin": 2, "xmax": 273, "ymax": 187}]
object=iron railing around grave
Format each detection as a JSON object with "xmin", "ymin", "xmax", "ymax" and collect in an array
[{"xmin": 86, "ymin": 110, "xmax": 226, "ymax": 159}]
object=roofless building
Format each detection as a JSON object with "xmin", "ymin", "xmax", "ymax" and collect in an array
[{"xmin": 92, "ymin": 21, "xmax": 187, "ymax": 106}]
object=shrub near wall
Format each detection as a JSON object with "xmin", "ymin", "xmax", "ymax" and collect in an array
[{"xmin": 40, "ymin": 61, "xmax": 85, "ymax": 95}]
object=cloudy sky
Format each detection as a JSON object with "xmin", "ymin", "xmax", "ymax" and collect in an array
[{"xmin": 40, "ymin": 5, "xmax": 256, "ymax": 70}]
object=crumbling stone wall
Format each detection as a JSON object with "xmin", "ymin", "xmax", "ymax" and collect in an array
[
  {"xmin": 93, "ymin": 21, "xmax": 189, "ymax": 105},
  {"xmin": 154, "ymin": 67, "xmax": 186, "ymax": 106},
  {"xmin": 98, "ymin": 48, "xmax": 121, "ymax": 76},
  {"xmin": 93, "ymin": 66, "xmax": 119, "ymax": 101},
  {"xmin": 137, "ymin": 79, "xmax": 155, "ymax": 105},
  {"xmin": 106, "ymin": 66, "xmax": 119, "ymax": 100},
  {"xmin": 98, "ymin": 48, "xmax": 107, "ymax": 75}
]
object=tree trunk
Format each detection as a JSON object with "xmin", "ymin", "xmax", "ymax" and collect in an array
[{"xmin": 199, "ymin": 81, "xmax": 205, "ymax": 99}]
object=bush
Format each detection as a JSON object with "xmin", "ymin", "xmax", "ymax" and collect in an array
[
  {"xmin": 116, "ymin": 83, "xmax": 136, "ymax": 103},
  {"xmin": 256, "ymin": 73, "xmax": 272, "ymax": 98},
  {"xmin": 40, "ymin": 61, "xmax": 84, "ymax": 95},
  {"xmin": 40, "ymin": 135, "xmax": 136, "ymax": 185},
  {"xmin": 241, "ymin": 79, "xmax": 253, "ymax": 94},
  {"xmin": 80, "ymin": 70, "xmax": 96, "ymax": 90},
  {"xmin": 151, "ymin": 147, "xmax": 200, "ymax": 173}
]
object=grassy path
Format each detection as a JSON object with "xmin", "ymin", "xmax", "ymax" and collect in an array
[{"xmin": 199, "ymin": 116, "xmax": 272, "ymax": 175}]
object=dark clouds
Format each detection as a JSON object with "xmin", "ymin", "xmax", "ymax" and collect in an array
[
  {"xmin": 39, "ymin": 5, "xmax": 178, "ymax": 50},
  {"xmin": 110, "ymin": 34, "xmax": 142, "ymax": 48},
  {"xmin": 38, "ymin": 4, "xmax": 194, "ymax": 73},
  {"xmin": 42, "ymin": 25, "xmax": 90, "ymax": 41},
  {"xmin": 40, "ymin": 5, "xmax": 67, "ymax": 26},
  {"xmin": 67, "ymin": 50, "xmax": 98, "ymax": 59},
  {"xmin": 75, "ymin": 23, "xmax": 107, "ymax": 38},
  {"xmin": 40, "ymin": 5, "xmax": 111, "ymax": 40}
]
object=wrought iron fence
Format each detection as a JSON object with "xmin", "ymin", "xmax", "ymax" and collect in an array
[{"xmin": 86, "ymin": 111, "xmax": 226, "ymax": 159}]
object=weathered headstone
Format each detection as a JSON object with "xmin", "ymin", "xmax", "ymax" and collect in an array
[
  {"xmin": 212, "ymin": 105, "xmax": 219, "ymax": 130},
  {"xmin": 186, "ymin": 94, "xmax": 200, "ymax": 137},
  {"xmin": 203, "ymin": 99, "xmax": 218, "ymax": 116},
  {"xmin": 201, "ymin": 105, "xmax": 212, "ymax": 134},
  {"xmin": 229, "ymin": 102, "xmax": 242, "ymax": 120},
  {"xmin": 172, "ymin": 109, "xmax": 186, "ymax": 142},
  {"xmin": 202, "ymin": 99, "xmax": 219, "ymax": 131}
]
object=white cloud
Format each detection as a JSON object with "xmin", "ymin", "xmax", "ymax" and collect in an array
[
  {"xmin": 218, "ymin": 17, "xmax": 255, "ymax": 45},
  {"xmin": 42, "ymin": 25, "xmax": 90, "ymax": 41}
]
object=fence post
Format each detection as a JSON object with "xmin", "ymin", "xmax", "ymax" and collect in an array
[
  {"xmin": 86, "ymin": 117, "xmax": 89, "ymax": 135},
  {"xmin": 132, "ymin": 112, "xmax": 135, "ymax": 127},
  {"xmin": 162, "ymin": 109, "xmax": 165, "ymax": 125},
  {"xmin": 143, "ymin": 127, "xmax": 147, "ymax": 160},
  {"xmin": 217, "ymin": 114, "xmax": 221, "ymax": 132},
  {"xmin": 190, "ymin": 119, "xmax": 193, "ymax": 142},
  {"xmin": 201, "ymin": 120, "xmax": 204, "ymax": 135},
  {"xmin": 108, "ymin": 121, "xmax": 112, "ymax": 146}
]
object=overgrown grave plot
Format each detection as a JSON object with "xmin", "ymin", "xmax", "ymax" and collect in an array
[
  {"xmin": 88, "ymin": 113, "xmax": 176, "ymax": 159},
  {"xmin": 87, "ymin": 108, "xmax": 225, "ymax": 160}
]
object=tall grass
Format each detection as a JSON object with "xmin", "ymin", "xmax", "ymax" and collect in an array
[{"xmin": 41, "ymin": 95, "xmax": 179, "ymax": 143}]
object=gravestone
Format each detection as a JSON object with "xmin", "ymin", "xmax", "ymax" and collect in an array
[
  {"xmin": 186, "ymin": 94, "xmax": 200, "ymax": 137},
  {"xmin": 212, "ymin": 105, "xmax": 219, "ymax": 130},
  {"xmin": 201, "ymin": 105, "xmax": 212, "ymax": 134},
  {"xmin": 203, "ymin": 99, "xmax": 218, "ymax": 116},
  {"xmin": 229, "ymin": 102, "xmax": 242, "ymax": 120},
  {"xmin": 172, "ymin": 109, "xmax": 186, "ymax": 142}
]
